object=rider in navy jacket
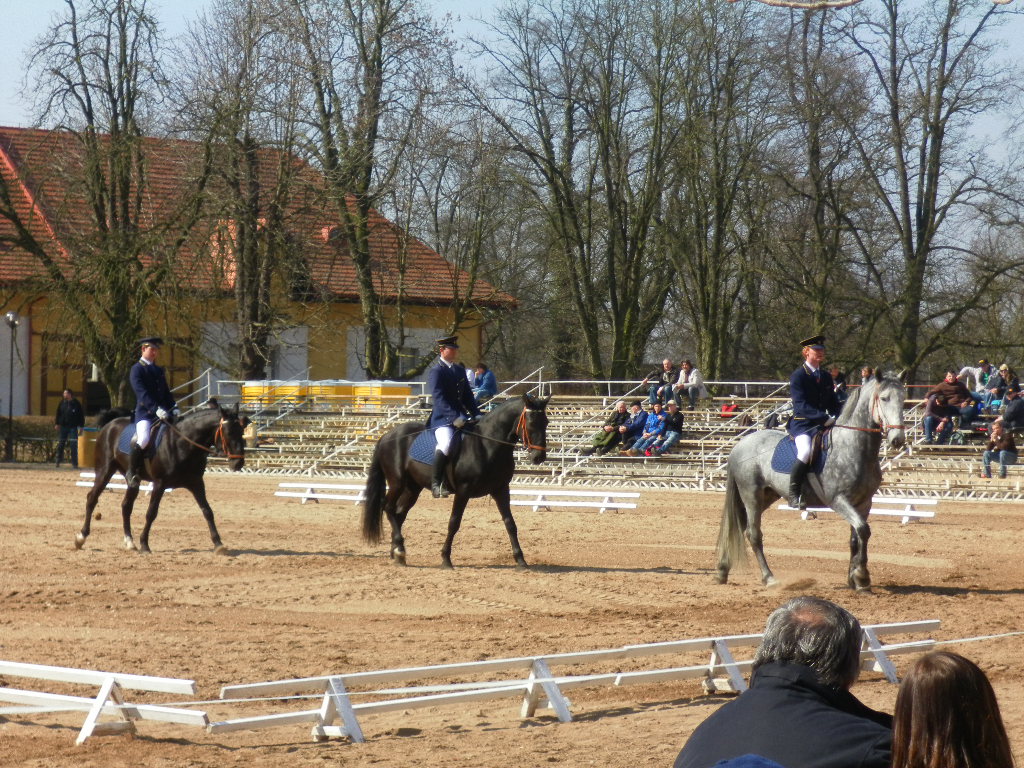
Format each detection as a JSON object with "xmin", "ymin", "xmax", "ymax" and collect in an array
[
  {"xmin": 427, "ymin": 336, "xmax": 480, "ymax": 497},
  {"xmin": 786, "ymin": 335, "xmax": 841, "ymax": 509},
  {"xmin": 126, "ymin": 337, "xmax": 178, "ymax": 488}
]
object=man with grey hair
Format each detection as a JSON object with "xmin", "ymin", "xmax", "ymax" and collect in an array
[{"xmin": 674, "ymin": 596, "xmax": 891, "ymax": 768}]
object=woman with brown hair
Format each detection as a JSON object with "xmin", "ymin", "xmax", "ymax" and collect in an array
[{"xmin": 893, "ymin": 651, "xmax": 1015, "ymax": 768}]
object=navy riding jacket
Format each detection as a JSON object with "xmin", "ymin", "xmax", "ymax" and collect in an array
[
  {"xmin": 427, "ymin": 359, "xmax": 480, "ymax": 429},
  {"xmin": 130, "ymin": 360, "xmax": 176, "ymax": 423},
  {"xmin": 787, "ymin": 364, "xmax": 841, "ymax": 439}
]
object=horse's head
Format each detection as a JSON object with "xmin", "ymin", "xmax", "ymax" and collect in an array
[
  {"xmin": 215, "ymin": 404, "xmax": 248, "ymax": 471},
  {"xmin": 514, "ymin": 393, "xmax": 550, "ymax": 464},
  {"xmin": 871, "ymin": 370, "xmax": 906, "ymax": 449}
]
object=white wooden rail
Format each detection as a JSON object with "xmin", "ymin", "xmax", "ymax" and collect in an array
[
  {"xmin": 273, "ymin": 482, "xmax": 640, "ymax": 514},
  {"xmin": 274, "ymin": 482, "xmax": 366, "ymax": 504},
  {"xmin": 76, "ymin": 472, "xmax": 173, "ymax": 496},
  {"xmin": 207, "ymin": 619, "xmax": 938, "ymax": 743},
  {"xmin": 0, "ymin": 660, "xmax": 207, "ymax": 744},
  {"xmin": 509, "ymin": 489, "xmax": 640, "ymax": 514},
  {"xmin": 780, "ymin": 496, "xmax": 937, "ymax": 525}
]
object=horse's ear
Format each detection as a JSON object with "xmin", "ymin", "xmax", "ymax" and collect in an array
[
  {"xmin": 875, "ymin": 369, "xmax": 884, "ymax": 382},
  {"xmin": 232, "ymin": 402, "xmax": 240, "ymax": 416},
  {"xmin": 897, "ymin": 369, "xmax": 909, "ymax": 384}
]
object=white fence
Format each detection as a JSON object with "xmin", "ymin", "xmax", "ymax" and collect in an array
[
  {"xmin": 779, "ymin": 496, "xmax": 937, "ymax": 525},
  {"xmin": 206, "ymin": 619, "xmax": 938, "ymax": 743}
]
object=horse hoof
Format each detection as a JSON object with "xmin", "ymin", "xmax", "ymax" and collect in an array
[
  {"xmin": 74, "ymin": 533, "xmax": 86, "ymax": 550},
  {"xmin": 763, "ymin": 576, "xmax": 778, "ymax": 587},
  {"xmin": 515, "ymin": 560, "xmax": 530, "ymax": 570},
  {"xmin": 714, "ymin": 569, "xmax": 728, "ymax": 585},
  {"xmin": 124, "ymin": 537, "xmax": 137, "ymax": 551},
  {"xmin": 440, "ymin": 560, "xmax": 454, "ymax": 570},
  {"xmin": 214, "ymin": 544, "xmax": 230, "ymax": 556},
  {"xmin": 392, "ymin": 555, "xmax": 407, "ymax": 567}
]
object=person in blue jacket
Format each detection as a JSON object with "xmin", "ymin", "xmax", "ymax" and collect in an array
[
  {"xmin": 470, "ymin": 362, "xmax": 498, "ymax": 404},
  {"xmin": 787, "ymin": 335, "xmax": 841, "ymax": 509},
  {"xmin": 127, "ymin": 337, "xmax": 179, "ymax": 488},
  {"xmin": 427, "ymin": 336, "xmax": 480, "ymax": 498}
]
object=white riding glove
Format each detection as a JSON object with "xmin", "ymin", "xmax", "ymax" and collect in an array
[{"xmin": 156, "ymin": 407, "xmax": 169, "ymax": 420}]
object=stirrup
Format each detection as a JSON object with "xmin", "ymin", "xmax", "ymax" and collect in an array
[
  {"xmin": 431, "ymin": 482, "xmax": 449, "ymax": 499},
  {"xmin": 788, "ymin": 493, "xmax": 806, "ymax": 510}
]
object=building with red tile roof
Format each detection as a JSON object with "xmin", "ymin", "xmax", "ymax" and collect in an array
[{"xmin": 0, "ymin": 126, "xmax": 514, "ymax": 416}]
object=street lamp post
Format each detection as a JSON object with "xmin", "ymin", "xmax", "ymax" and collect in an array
[{"xmin": 4, "ymin": 311, "xmax": 19, "ymax": 462}]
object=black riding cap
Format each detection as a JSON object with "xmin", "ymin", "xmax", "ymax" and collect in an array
[
  {"xmin": 800, "ymin": 335, "xmax": 826, "ymax": 349},
  {"xmin": 138, "ymin": 336, "xmax": 164, "ymax": 348},
  {"xmin": 436, "ymin": 336, "xmax": 459, "ymax": 349}
]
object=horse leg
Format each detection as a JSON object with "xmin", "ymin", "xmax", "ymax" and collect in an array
[
  {"xmin": 387, "ymin": 487, "xmax": 419, "ymax": 566},
  {"xmin": 120, "ymin": 486, "xmax": 142, "ymax": 552},
  {"xmin": 182, "ymin": 480, "xmax": 228, "ymax": 555},
  {"xmin": 491, "ymin": 488, "xmax": 528, "ymax": 569},
  {"xmin": 75, "ymin": 465, "xmax": 117, "ymax": 550},
  {"xmin": 834, "ymin": 498, "xmax": 872, "ymax": 591},
  {"xmin": 740, "ymin": 486, "xmax": 775, "ymax": 586},
  {"xmin": 440, "ymin": 495, "xmax": 469, "ymax": 569}
]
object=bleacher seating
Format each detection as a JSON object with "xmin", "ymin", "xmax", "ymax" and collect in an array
[{"xmin": 229, "ymin": 387, "xmax": 1021, "ymax": 499}]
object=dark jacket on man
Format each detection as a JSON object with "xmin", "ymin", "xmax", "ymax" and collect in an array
[
  {"xmin": 55, "ymin": 397, "xmax": 85, "ymax": 429},
  {"xmin": 130, "ymin": 360, "xmax": 176, "ymax": 422},
  {"xmin": 427, "ymin": 359, "xmax": 480, "ymax": 429},
  {"xmin": 674, "ymin": 662, "xmax": 892, "ymax": 768},
  {"xmin": 787, "ymin": 365, "xmax": 841, "ymax": 439}
]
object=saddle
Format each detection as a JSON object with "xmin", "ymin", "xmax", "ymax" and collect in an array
[
  {"xmin": 410, "ymin": 426, "xmax": 467, "ymax": 466},
  {"xmin": 771, "ymin": 428, "xmax": 831, "ymax": 476},
  {"xmin": 117, "ymin": 421, "xmax": 167, "ymax": 458}
]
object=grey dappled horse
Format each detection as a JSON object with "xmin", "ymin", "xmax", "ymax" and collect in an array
[{"xmin": 715, "ymin": 373, "xmax": 905, "ymax": 591}]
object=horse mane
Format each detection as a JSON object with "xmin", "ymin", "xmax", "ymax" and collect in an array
[{"xmin": 97, "ymin": 407, "xmax": 132, "ymax": 427}]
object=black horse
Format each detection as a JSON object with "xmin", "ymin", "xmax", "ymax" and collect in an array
[
  {"xmin": 362, "ymin": 393, "xmax": 550, "ymax": 568},
  {"xmin": 75, "ymin": 406, "xmax": 248, "ymax": 554}
]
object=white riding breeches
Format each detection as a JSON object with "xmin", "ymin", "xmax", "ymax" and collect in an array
[
  {"xmin": 794, "ymin": 433, "xmax": 813, "ymax": 463},
  {"xmin": 435, "ymin": 426, "xmax": 455, "ymax": 456},
  {"xmin": 135, "ymin": 418, "xmax": 153, "ymax": 449}
]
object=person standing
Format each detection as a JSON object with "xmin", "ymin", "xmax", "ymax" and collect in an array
[
  {"xmin": 54, "ymin": 388, "xmax": 85, "ymax": 468},
  {"xmin": 787, "ymin": 335, "xmax": 841, "ymax": 510},
  {"xmin": 427, "ymin": 336, "xmax": 480, "ymax": 498},
  {"xmin": 127, "ymin": 337, "xmax": 178, "ymax": 489}
]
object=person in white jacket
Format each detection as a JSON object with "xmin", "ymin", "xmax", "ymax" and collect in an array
[{"xmin": 675, "ymin": 359, "xmax": 708, "ymax": 410}]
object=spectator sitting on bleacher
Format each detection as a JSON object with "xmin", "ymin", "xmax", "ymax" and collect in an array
[
  {"xmin": 996, "ymin": 386, "xmax": 1024, "ymax": 431},
  {"xmin": 619, "ymin": 400, "xmax": 648, "ymax": 452},
  {"xmin": 674, "ymin": 359, "xmax": 708, "ymax": 411},
  {"xmin": 927, "ymin": 369, "xmax": 976, "ymax": 427},
  {"xmin": 642, "ymin": 359, "xmax": 679, "ymax": 406},
  {"xmin": 626, "ymin": 401, "xmax": 666, "ymax": 456},
  {"xmin": 922, "ymin": 394, "xmax": 952, "ymax": 445},
  {"xmin": 470, "ymin": 362, "xmax": 498, "ymax": 404},
  {"xmin": 649, "ymin": 401, "xmax": 685, "ymax": 456},
  {"xmin": 580, "ymin": 400, "xmax": 631, "ymax": 456},
  {"xmin": 983, "ymin": 363, "xmax": 1018, "ymax": 413},
  {"xmin": 980, "ymin": 420, "xmax": 1016, "ymax": 479},
  {"xmin": 958, "ymin": 359, "xmax": 993, "ymax": 405}
]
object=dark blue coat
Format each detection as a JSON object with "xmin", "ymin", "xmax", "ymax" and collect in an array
[
  {"xmin": 787, "ymin": 364, "xmax": 841, "ymax": 438},
  {"xmin": 130, "ymin": 360, "xmax": 176, "ymax": 422},
  {"xmin": 472, "ymin": 369, "xmax": 498, "ymax": 399},
  {"xmin": 427, "ymin": 359, "xmax": 480, "ymax": 428},
  {"xmin": 674, "ymin": 662, "xmax": 892, "ymax": 768}
]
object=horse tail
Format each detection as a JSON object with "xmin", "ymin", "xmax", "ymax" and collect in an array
[
  {"xmin": 716, "ymin": 468, "xmax": 749, "ymax": 572},
  {"xmin": 97, "ymin": 407, "xmax": 132, "ymax": 428},
  {"xmin": 362, "ymin": 442, "xmax": 387, "ymax": 544}
]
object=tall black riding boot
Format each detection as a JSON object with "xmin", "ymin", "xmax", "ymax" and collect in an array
[
  {"xmin": 788, "ymin": 460, "xmax": 810, "ymax": 509},
  {"xmin": 431, "ymin": 450, "xmax": 450, "ymax": 498},
  {"xmin": 125, "ymin": 445, "xmax": 145, "ymax": 490}
]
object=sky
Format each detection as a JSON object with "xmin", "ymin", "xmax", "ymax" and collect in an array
[{"xmin": 0, "ymin": 0, "xmax": 498, "ymax": 128}]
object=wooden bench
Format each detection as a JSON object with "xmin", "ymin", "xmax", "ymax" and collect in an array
[
  {"xmin": 508, "ymin": 488, "xmax": 640, "ymax": 514},
  {"xmin": 779, "ymin": 496, "xmax": 937, "ymax": 524}
]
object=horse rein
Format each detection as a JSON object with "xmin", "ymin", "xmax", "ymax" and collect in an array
[
  {"xmin": 831, "ymin": 388, "xmax": 905, "ymax": 434},
  {"xmin": 161, "ymin": 417, "xmax": 244, "ymax": 460}
]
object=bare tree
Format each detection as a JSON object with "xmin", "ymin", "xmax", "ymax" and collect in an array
[
  {"xmin": 2, "ymin": 0, "xmax": 208, "ymax": 406},
  {"xmin": 842, "ymin": 0, "xmax": 1024, "ymax": 378}
]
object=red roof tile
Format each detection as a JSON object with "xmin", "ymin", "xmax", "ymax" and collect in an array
[{"xmin": 0, "ymin": 126, "xmax": 515, "ymax": 309}]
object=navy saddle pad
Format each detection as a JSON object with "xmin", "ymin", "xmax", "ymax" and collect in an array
[
  {"xmin": 770, "ymin": 434, "xmax": 828, "ymax": 475},
  {"xmin": 410, "ymin": 428, "xmax": 463, "ymax": 466},
  {"xmin": 116, "ymin": 422, "xmax": 166, "ymax": 457}
]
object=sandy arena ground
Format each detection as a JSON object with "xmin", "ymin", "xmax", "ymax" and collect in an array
[{"xmin": 1, "ymin": 464, "xmax": 1022, "ymax": 767}]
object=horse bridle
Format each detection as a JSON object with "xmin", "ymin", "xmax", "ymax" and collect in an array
[
  {"xmin": 162, "ymin": 417, "xmax": 244, "ymax": 460},
  {"xmin": 513, "ymin": 407, "xmax": 547, "ymax": 452}
]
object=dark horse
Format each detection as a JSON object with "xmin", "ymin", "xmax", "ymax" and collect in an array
[
  {"xmin": 715, "ymin": 373, "xmax": 905, "ymax": 591},
  {"xmin": 75, "ymin": 406, "xmax": 247, "ymax": 554},
  {"xmin": 362, "ymin": 393, "xmax": 550, "ymax": 568}
]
